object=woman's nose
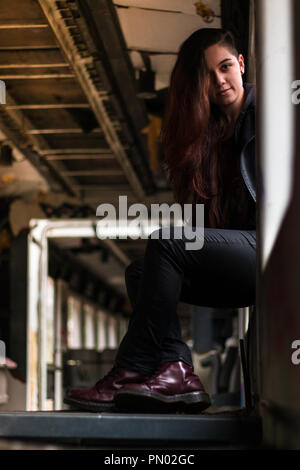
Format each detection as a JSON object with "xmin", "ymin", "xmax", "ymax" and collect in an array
[{"xmin": 214, "ymin": 72, "xmax": 226, "ymax": 86}]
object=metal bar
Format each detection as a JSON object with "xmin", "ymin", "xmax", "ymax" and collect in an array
[
  {"xmin": 39, "ymin": 229, "xmax": 49, "ymax": 410},
  {"xmin": 54, "ymin": 280, "xmax": 63, "ymax": 410},
  {"xmin": 0, "ymin": 411, "xmax": 262, "ymax": 443},
  {"xmin": 27, "ymin": 221, "xmax": 49, "ymax": 411}
]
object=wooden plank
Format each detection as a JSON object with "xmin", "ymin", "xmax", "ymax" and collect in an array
[
  {"xmin": 55, "ymin": 158, "xmax": 120, "ymax": 172},
  {"xmin": 0, "ymin": 21, "xmax": 48, "ymax": 29},
  {"xmin": 0, "ymin": 49, "xmax": 67, "ymax": 66},
  {"xmin": 5, "ymin": 78, "xmax": 87, "ymax": 105},
  {"xmin": 0, "ymin": 73, "xmax": 74, "ymax": 79},
  {"xmin": 6, "ymin": 104, "xmax": 90, "ymax": 109},
  {"xmin": 0, "ymin": 0, "xmax": 45, "ymax": 21},
  {"xmin": 45, "ymin": 154, "xmax": 114, "ymax": 160},
  {"xmin": 0, "ymin": 29, "xmax": 58, "ymax": 48},
  {"xmin": 72, "ymin": 184, "xmax": 131, "ymax": 190},
  {"xmin": 74, "ymin": 174, "xmax": 128, "ymax": 184},
  {"xmin": 0, "ymin": 46, "xmax": 60, "ymax": 50},
  {"xmin": 26, "ymin": 128, "xmax": 102, "ymax": 134},
  {"xmin": 0, "ymin": 64, "xmax": 70, "ymax": 69},
  {"xmin": 38, "ymin": 134, "xmax": 109, "ymax": 150},
  {"xmin": 60, "ymin": 169, "xmax": 123, "ymax": 176},
  {"xmin": 13, "ymin": 107, "xmax": 93, "ymax": 133},
  {"xmin": 40, "ymin": 148, "xmax": 112, "ymax": 155}
]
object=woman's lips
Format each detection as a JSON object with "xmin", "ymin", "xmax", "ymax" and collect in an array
[{"xmin": 218, "ymin": 88, "xmax": 232, "ymax": 96}]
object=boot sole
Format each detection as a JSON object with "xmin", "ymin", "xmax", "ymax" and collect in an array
[
  {"xmin": 115, "ymin": 390, "xmax": 211, "ymax": 414},
  {"xmin": 63, "ymin": 397, "xmax": 116, "ymax": 413}
]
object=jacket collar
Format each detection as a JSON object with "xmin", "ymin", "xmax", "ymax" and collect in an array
[
  {"xmin": 240, "ymin": 83, "xmax": 255, "ymax": 117},
  {"xmin": 235, "ymin": 83, "xmax": 255, "ymax": 149}
]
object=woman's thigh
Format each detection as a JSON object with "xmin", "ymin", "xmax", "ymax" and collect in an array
[
  {"xmin": 175, "ymin": 227, "xmax": 256, "ymax": 308},
  {"xmin": 126, "ymin": 227, "xmax": 256, "ymax": 310}
]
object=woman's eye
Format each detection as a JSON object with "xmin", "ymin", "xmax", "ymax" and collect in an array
[{"xmin": 221, "ymin": 64, "xmax": 231, "ymax": 71}]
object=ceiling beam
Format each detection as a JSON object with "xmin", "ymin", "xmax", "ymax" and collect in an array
[
  {"xmin": 0, "ymin": 50, "xmax": 67, "ymax": 66},
  {"xmin": 39, "ymin": 0, "xmax": 153, "ymax": 200},
  {"xmin": 45, "ymin": 154, "xmax": 114, "ymax": 160},
  {"xmin": 60, "ymin": 169, "xmax": 123, "ymax": 177},
  {"xmin": 0, "ymin": 64, "xmax": 70, "ymax": 69},
  {"xmin": 26, "ymin": 128, "xmax": 103, "ymax": 135},
  {"xmin": 6, "ymin": 104, "xmax": 90, "ymax": 110},
  {"xmin": 0, "ymin": 74, "xmax": 75, "ymax": 79},
  {"xmin": 76, "ymin": 0, "xmax": 155, "ymax": 194},
  {"xmin": 0, "ymin": 20, "xmax": 49, "ymax": 29},
  {"xmin": 0, "ymin": 46, "xmax": 60, "ymax": 50},
  {"xmin": 39, "ymin": 148, "xmax": 114, "ymax": 155},
  {"xmin": 72, "ymin": 185, "xmax": 131, "ymax": 191}
]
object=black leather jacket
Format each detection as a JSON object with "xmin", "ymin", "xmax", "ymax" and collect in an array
[{"xmin": 235, "ymin": 82, "xmax": 256, "ymax": 203}]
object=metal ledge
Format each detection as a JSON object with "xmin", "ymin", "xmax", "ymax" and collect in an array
[{"xmin": 0, "ymin": 411, "xmax": 262, "ymax": 444}]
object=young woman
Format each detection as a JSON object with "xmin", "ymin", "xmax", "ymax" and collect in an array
[{"xmin": 65, "ymin": 28, "xmax": 256, "ymax": 413}]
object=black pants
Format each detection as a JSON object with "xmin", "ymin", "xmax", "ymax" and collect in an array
[{"xmin": 115, "ymin": 227, "xmax": 256, "ymax": 376}]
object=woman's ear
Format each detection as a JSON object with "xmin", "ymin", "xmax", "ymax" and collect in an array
[{"xmin": 238, "ymin": 54, "xmax": 245, "ymax": 75}]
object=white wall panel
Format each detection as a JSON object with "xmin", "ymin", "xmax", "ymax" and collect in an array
[
  {"xmin": 116, "ymin": 7, "xmax": 221, "ymax": 53},
  {"xmin": 257, "ymin": 0, "xmax": 294, "ymax": 267}
]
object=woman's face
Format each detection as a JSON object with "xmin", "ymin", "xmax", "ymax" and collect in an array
[{"xmin": 204, "ymin": 43, "xmax": 245, "ymax": 116}]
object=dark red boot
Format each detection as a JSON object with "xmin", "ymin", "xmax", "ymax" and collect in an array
[
  {"xmin": 64, "ymin": 367, "xmax": 148, "ymax": 412},
  {"xmin": 114, "ymin": 361, "xmax": 211, "ymax": 413}
]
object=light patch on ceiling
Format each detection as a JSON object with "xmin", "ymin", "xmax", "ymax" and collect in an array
[
  {"xmin": 116, "ymin": 2, "xmax": 221, "ymax": 90},
  {"xmin": 116, "ymin": 7, "xmax": 221, "ymax": 53},
  {"xmin": 113, "ymin": 0, "xmax": 221, "ymax": 17}
]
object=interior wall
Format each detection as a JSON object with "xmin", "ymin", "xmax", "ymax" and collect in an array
[{"xmin": 256, "ymin": 0, "xmax": 300, "ymax": 449}]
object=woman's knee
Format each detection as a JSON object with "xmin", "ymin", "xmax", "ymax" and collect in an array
[{"xmin": 147, "ymin": 226, "xmax": 186, "ymax": 250}]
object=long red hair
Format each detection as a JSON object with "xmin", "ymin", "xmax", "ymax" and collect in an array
[{"xmin": 161, "ymin": 29, "xmax": 241, "ymax": 227}]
